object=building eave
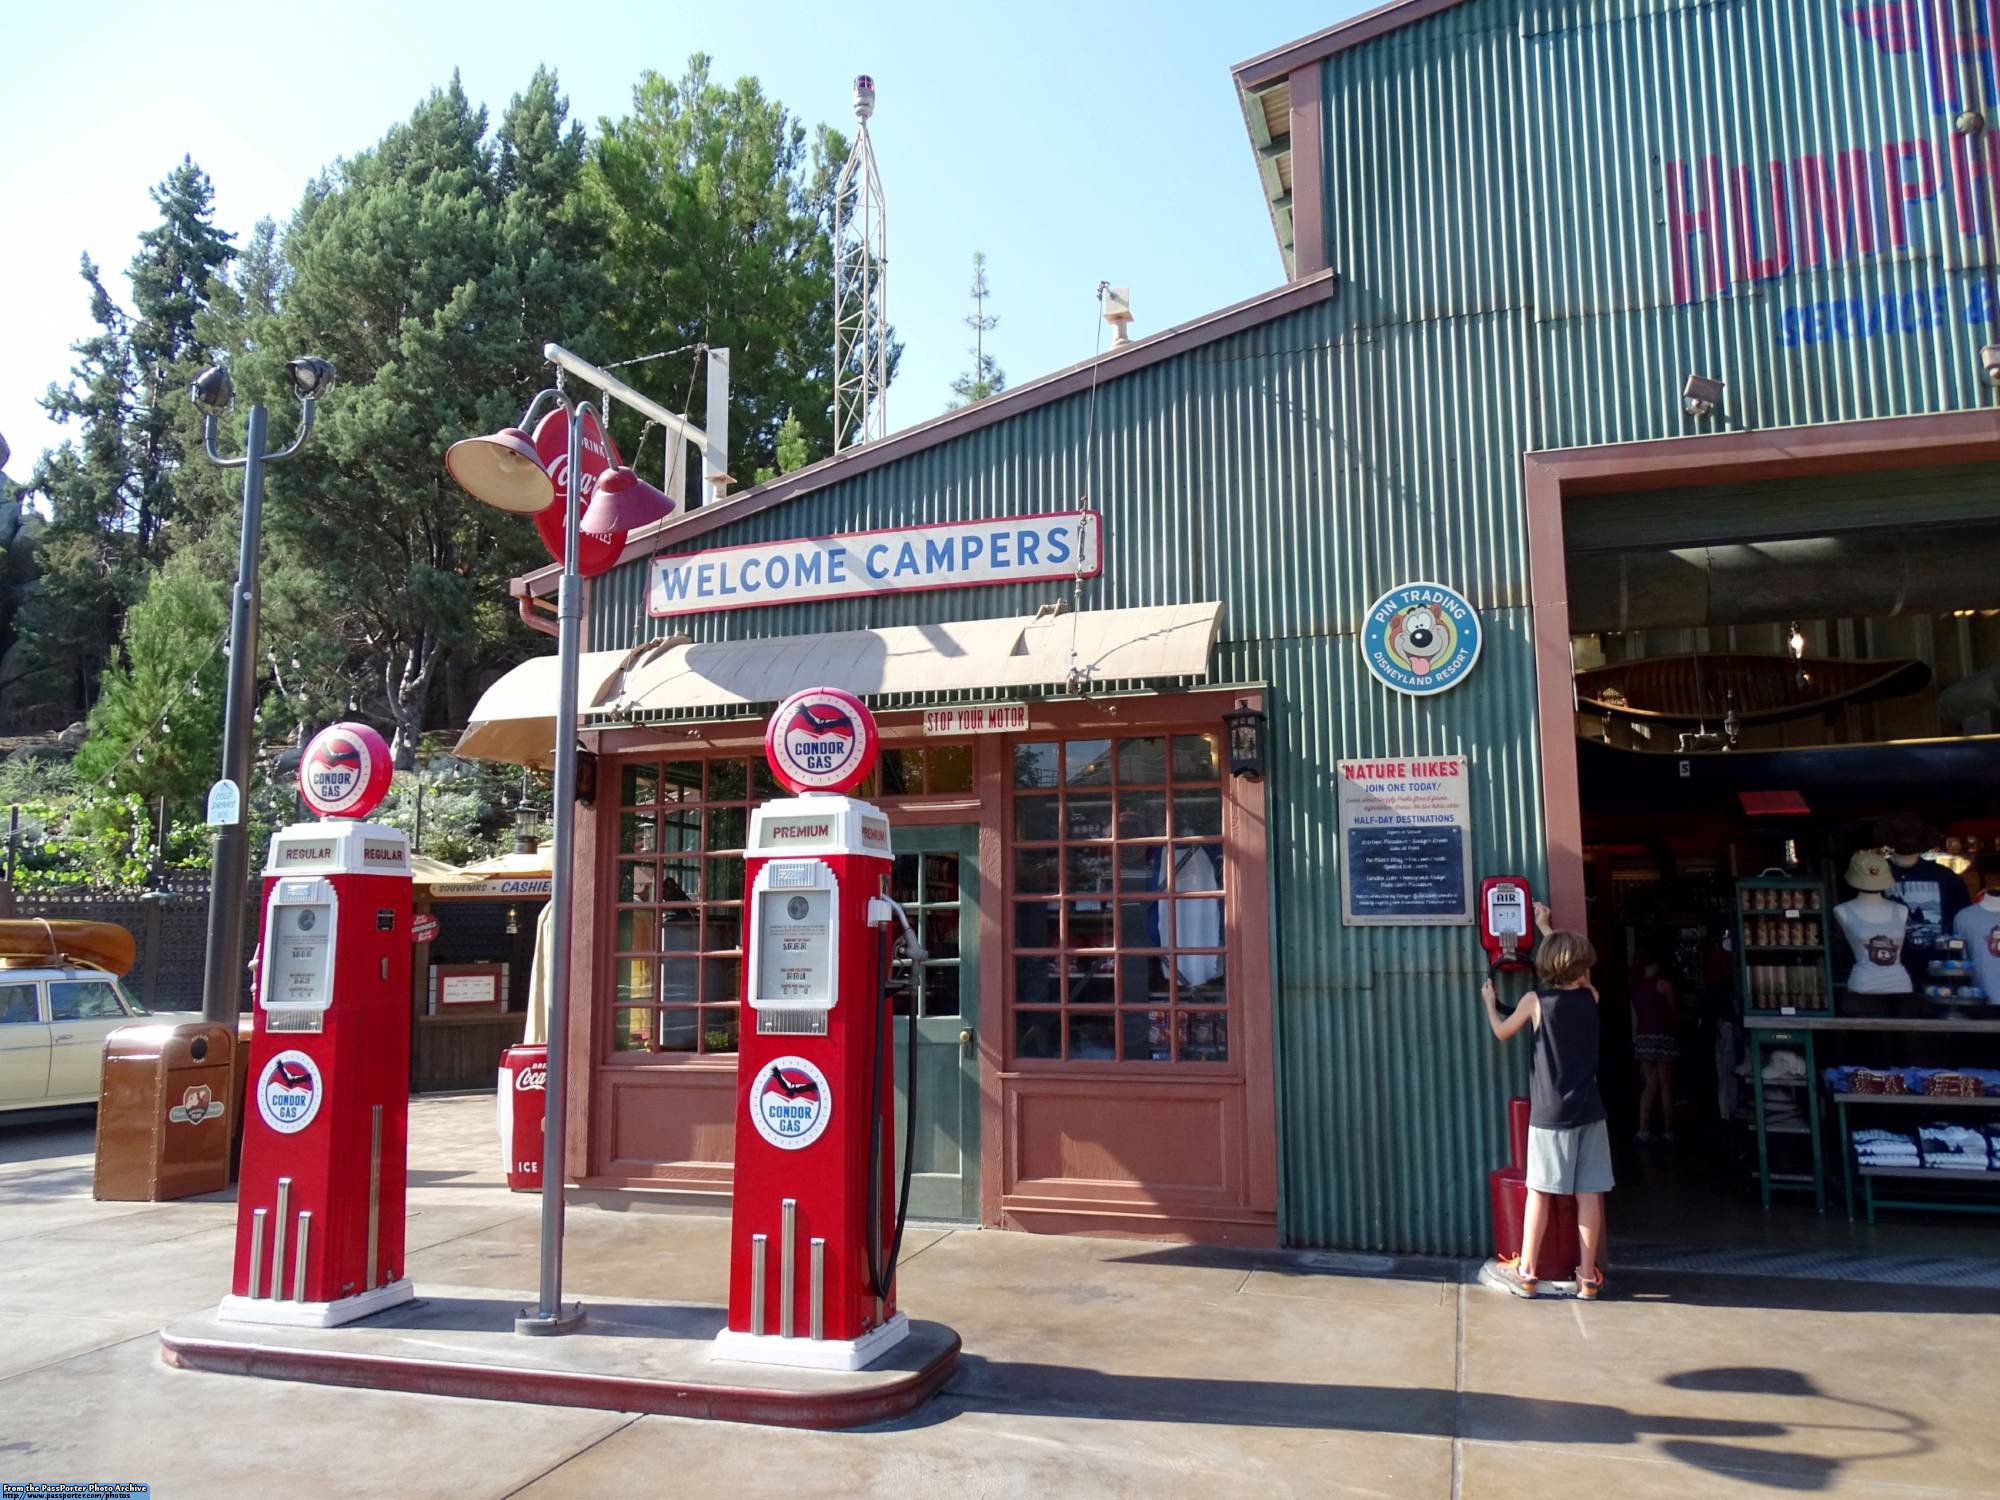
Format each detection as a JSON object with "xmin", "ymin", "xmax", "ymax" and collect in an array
[
  {"xmin": 1231, "ymin": 0, "xmax": 1470, "ymax": 91},
  {"xmin": 1231, "ymin": 0, "xmax": 1470, "ymax": 266},
  {"xmin": 513, "ymin": 269, "xmax": 1339, "ymax": 599}
]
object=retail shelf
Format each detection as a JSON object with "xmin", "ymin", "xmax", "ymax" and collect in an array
[
  {"xmin": 1857, "ymin": 1167, "xmax": 2000, "ymax": 1180},
  {"xmin": 1749, "ymin": 1015, "xmax": 2000, "ymax": 1032},
  {"xmin": 1830, "ymin": 1094, "xmax": 2000, "ymax": 1109}
]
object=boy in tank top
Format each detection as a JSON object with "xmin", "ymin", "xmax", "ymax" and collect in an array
[{"xmin": 1481, "ymin": 907, "xmax": 1612, "ymax": 1299}]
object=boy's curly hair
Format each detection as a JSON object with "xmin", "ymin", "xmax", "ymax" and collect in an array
[{"xmin": 1535, "ymin": 930, "xmax": 1596, "ymax": 988}]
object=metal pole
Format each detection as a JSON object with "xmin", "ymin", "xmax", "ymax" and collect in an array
[
  {"xmin": 518, "ymin": 397, "xmax": 588, "ymax": 1336},
  {"xmin": 199, "ymin": 402, "xmax": 268, "ymax": 1027}
]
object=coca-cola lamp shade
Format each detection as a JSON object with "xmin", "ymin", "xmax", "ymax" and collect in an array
[{"xmin": 445, "ymin": 427, "xmax": 556, "ymax": 514}]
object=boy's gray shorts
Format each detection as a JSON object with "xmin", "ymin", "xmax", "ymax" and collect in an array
[{"xmin": 1526, "ymin": 1121, "xmax": 1614, "ymax": 1194}]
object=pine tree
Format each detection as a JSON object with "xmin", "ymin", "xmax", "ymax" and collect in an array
[
  {"xmin": 72, "ymin": 547, "xmax": 227, "ymax": 811},
  {"xmin": 18, "ymin": 257, "xmax": 140, "ymax": 714},
  {"xmin": 949, "ymin": 252, "xmax": 1004, "ymax": 408},
  {"xmin": 588, "ymin": 55, "xmax": 895, "ymax": 480},
  {"xmin": 752, "ymin": 410, "xmax": 812, "ymax": 485},
  {"xmin": 126, "ymin": 157, "xmax": 234, "ymax": 556},
  {"xmin": 260, "ymin": 73, "xmax": 605, "ymax": 765}
]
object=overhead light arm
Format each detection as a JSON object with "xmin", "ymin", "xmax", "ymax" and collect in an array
[{"xmin": 544, "ymin": 343, "xmax": 706, "ymax": 447}]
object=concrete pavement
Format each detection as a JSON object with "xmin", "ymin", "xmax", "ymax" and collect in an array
[{"xmin": 2, "ymin": 1093, "xmax": 1996, "ymax": 1497}]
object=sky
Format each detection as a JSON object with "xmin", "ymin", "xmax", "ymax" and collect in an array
[{"xmin": 0, "ymin": 0, "xmax": 1353, "ymax": 484}]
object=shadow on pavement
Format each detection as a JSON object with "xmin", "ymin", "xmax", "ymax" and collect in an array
[
  {"xmin": 1112, "ymin": 1241, "xmax": 2000, "ymax": 1315},
  {"xmin": 913, "ymin": 1359, "xmax": 1929, "ymax": 1493}
]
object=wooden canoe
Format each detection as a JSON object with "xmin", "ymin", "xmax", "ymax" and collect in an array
[
  {"xmin": 1575, "ymin": 652, "xmax": 1930, "ymax": 726},
  {"xmin": 0, "ymin": 918, "xmax": 138, "ymax": 976}
]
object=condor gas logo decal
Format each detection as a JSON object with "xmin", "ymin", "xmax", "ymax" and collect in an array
[
  {"xmin": 1361, "ymin": 582, "xmax": 1483, "ymax": 697},
  {"xmin": 256, "ymin": 1050, "xmax": 324, "ymax": 1134},
  {"xmin": 764, "ymin": 686, "xmax": 879, "ymax": 794},
  {"xmin": 748, "ymin": 1056, "xmax": 832, "ymax": 1150},
  {"xmin": 298, "ymin": 721, "xmax": 392, "ymax": 820}
]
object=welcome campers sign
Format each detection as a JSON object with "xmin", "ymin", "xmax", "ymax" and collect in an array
[{"xmin": 647, "ymin": 511, "xmax": 1102, "ymax": 616}]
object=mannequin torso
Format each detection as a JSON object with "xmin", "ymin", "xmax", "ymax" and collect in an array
[
  {"xmin": 1836, "ymin": 894, "xmax": 1912, "ymax": 995},
  {"xmin": 1952, "ymin": 892, "xmax": 2000, "ymax": 1003}
]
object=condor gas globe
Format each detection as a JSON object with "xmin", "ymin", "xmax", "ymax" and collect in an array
[
  {"xmin": 764, "ymin": 686, "xmax": 880, "ymax": 794},
  {"xmin": 298, "ymin": 722, "xmax": 393, "ymax": 819}
]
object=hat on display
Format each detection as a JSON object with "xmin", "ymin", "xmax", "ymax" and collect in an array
[
  {"xmin": 1845, "ymin": 850, "xmax": 1897, "ymax": 892},
  {"xmin": 1875, "ymin": 813, "xmax": 1939, "ymax": 857}
]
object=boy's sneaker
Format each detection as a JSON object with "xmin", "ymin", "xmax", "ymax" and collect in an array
[
  {"xmin": 1635, "ymin": 1130, "xmax": 1656, "ymax": 1145},
  {"xmin": 1576, "ymin": 1269, "xmax": 1605, "ymax": 1301},
  {"xmin": 1485, "ymin": 1256, "xmax": 1538, "ymax": 1298}
]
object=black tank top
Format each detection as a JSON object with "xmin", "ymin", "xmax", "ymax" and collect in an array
[{"xmin": 1530, "ymin": 986, "xmax": 1605, "ymax": 1129}]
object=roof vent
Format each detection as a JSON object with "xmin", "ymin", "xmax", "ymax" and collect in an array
[{"xmin": 1101, "ymin": 286, "xmax": 1133, "ymax": 345}]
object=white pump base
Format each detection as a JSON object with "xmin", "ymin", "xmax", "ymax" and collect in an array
[
  {"xmin": 218, "ymin": 1278, "xmax": 414, "ymax": 1329},
  {"xmin": 712, "ymin": 1310, "xmax": 910, "ymax": 1371}
]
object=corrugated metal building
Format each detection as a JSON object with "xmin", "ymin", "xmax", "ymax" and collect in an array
[{"xmin": 469, "ymin": 0, "xmax": 2000, "ymax": 1254}]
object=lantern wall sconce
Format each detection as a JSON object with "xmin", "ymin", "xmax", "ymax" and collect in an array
[{"xmin": 1222, "ymin": 701, "xmax": 1267, "ymax": 781}]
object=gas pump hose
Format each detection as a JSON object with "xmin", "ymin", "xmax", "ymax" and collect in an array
[{"xmin": 865, "ymin": 919, "xmax": 922, "ymax": 1303}]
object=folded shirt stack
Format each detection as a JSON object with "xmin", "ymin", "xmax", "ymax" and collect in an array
[
  {"xmin": 1853, "ymin": 1127, "xmax": 1922, "ymax": 1168},
  {"xmin": 1918, "ymin": 1124, "xmax": 1992, "ymax": 1171}
]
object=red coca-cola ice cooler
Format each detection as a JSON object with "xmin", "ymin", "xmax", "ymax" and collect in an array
[
  {"xmin": 1488, "ymin": 1096, "xmax": 1580, "ymax": 1279},
  {"xmin": 498, "ymin": 1044, "xmax": 546, "ymax": 1191}
]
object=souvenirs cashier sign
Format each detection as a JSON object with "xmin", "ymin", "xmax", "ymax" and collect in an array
[{"xmin": 648, "ymin": 510, "xmax": 1101, "ymax": 616}]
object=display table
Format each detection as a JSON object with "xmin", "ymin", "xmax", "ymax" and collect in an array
[{"xmin": 1748, "ymin": 1012, "xmax": 2000, "ymax": 1216}]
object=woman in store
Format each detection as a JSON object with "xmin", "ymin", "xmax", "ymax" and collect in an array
[{"xmin": 1629, "ymin": 946, "xmax": 1679, "ymax": 1144}]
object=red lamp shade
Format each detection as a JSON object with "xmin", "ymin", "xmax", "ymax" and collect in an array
[
  {"xmin": 580, "ymin": 465, "xmax": 676, "ymax": 537},
  {"xmin": 445, "ymin": 427, "xmax": 555, "ymax": 514}
]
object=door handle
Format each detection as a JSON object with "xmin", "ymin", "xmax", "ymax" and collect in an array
[
  {"xmin": 959, "ymin": 1028, "xmax": 973, "ymax": 1058},
  {"xmin": 53, "ymin": 1033, "xmax": 76, "ymax": 1042}
]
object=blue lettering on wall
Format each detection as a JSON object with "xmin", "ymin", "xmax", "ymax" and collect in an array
[{"xmin": 1776, "ymin": 287, "xmax": 1954, "ymax": 346}]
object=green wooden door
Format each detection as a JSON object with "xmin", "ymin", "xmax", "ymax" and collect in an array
[{"xmin": 890, "ymin": 825, "xmax": 981, "ymax": 1223}]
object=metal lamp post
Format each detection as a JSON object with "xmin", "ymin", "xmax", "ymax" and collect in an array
[
  {"xmin": 192, "ymin": 357, "xmax": 336, "ymax": 1028},
  {"xmin": 445, "ymin": 343, "xmax": 705, "ymax": 1336}
]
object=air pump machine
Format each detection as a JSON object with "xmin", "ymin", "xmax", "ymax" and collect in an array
[{"xmin": 714, "ymin": 687, "xmax": 924, "ymax": 1370}]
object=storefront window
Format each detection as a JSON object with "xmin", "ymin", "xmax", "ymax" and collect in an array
[
  {"xmin": 1010, "ymin": 732, "xmax": 1229, "ymax": 1064},
  {"xmin": 613, "ymin": 758, "xmax": 749, "ymax": 1056},
  {"xmin": 610, "ymin": 743, "xmax": 979, "ymax": 1057}
]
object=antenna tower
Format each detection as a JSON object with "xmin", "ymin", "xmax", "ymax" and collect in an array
[{"xmin": 833, "ymin": 75, "xmax": 888, "ymax": 450}]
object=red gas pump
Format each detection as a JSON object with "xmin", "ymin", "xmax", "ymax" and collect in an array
[
  {"xmin": 714, "ymin": 688, "xmax": 920, "ymax": 1371},
  {"xmin": 221, "ymin": 723, "xmax": 415, "ymax": 1327}
]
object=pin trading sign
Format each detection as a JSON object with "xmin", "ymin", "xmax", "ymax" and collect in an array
[{"xmin": 1336, "ymin": 756, "xmax": 1474, "ymax": 927}]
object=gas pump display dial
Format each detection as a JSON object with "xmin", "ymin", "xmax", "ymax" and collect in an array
[{"xmin": 749, "ymin": 859, "xmax": 839, "ymax": 1010}]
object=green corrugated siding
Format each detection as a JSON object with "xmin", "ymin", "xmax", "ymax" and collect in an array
[
  {"xmin": 587, "ymin": 294, "xmax": 1541, "ymax": 1254},
  {"xmin": 1320, "ymin": 0, "xmax": 2000, "ymax": 449}
]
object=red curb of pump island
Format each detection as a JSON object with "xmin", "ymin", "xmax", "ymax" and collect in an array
[{"xmin": 160, "ymin": 1310, "xmax": 961, "ymax": 1430}]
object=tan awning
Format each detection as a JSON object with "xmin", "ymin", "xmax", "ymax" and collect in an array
[
  {"xmin": 454, "ymin": 637, "xmax": 687, "ymax": 766},
  {"xmin": 454, "ymin": 603, "xmax": 1224, "ymax": 765},
  {"xmin": 409, "ymin": 855, "xmax": 474, "ymax": 887}
]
